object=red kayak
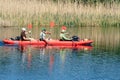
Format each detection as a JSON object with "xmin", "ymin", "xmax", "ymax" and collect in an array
[{"xmin": 3, "ymin": 39, "xmax": 93, "ymax": 46}]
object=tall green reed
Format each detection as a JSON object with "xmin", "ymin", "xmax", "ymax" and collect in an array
[{"xmin": 0, "ymin": 0, "xmax": 119, "ymax": 27}]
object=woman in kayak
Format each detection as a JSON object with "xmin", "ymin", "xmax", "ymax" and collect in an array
[
  {"xmin": 20, "ymin": 28, "xmax": 34, "ymax": 41},
  {"xmin": 60, "ymin": 30, "xmax": 72, "ymax": 41}
]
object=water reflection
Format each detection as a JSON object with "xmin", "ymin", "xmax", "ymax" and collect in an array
[
  {"xmin": 49, "ymin": 53, "xmax": 54, "ymax": 72},
  {"xmin": 39, "ymin": 47, "xmax": 46, "ymax": 65},
  {"xmin": 17, "ymin": 45, "xmax": 32, "ymax": 68},
  {"xmin": 1, "ymin": 43, "xmax": 120, "ymax": 80},
  {"xmin": 27, "ymin": 49, "xmax": 32, "ymax": 68},
  {"xmin": 60, "ymin": 49, "xmax": 66, "ymax": 66},
  {"xmin": 16, "ymin": 45, "xmax": 93, "ymax": 72}
]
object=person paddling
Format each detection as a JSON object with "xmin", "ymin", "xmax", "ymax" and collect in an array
[
  {"xmin": 60, "ymin": 30, "xmax": 72, "ymax": 41},
  {"xmin": 39, "ymin": 28, "xmax": 51, "ymax": 45},
  {"xmin": 39, "ymin": 28, "xmax": 50, "ymax": 40},
  {"xmin": 20, "ymin": 28, "xmax": 34, "ymax": 41}
]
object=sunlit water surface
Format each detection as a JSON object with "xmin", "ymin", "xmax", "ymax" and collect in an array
[{"xmin": 0, "ymin": 41, "xmax": 120, "ymax": 80}]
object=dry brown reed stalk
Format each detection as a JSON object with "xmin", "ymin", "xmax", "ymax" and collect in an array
[{"xmin": 0, "ymin": 0, "xmax": 120, "ymax": 27}]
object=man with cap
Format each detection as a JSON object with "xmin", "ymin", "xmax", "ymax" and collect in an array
[{"xmin": 20, "ymin": 28, "xmax": 34, "ymax": 41}]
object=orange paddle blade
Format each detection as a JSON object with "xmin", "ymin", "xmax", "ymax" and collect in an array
[
  {"xmin": 28, "ymin": 24, "xmax": 32, "ymax": 29},
  {"xmin": 50, "ymin": 21, "xmax": 55, "ymax": 28}
]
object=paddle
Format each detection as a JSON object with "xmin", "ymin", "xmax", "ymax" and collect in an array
[
  {"xmin": 50, "ymin": 21, "xmax": 55, "ymax": 28},
  {"xmin": 27, "ymin": 23, "xmax": 32, "ymax": 29},
  {"xmin": 27, "ymin": 23, "xmax": 35, "ymax": 41},
  {"xmin": 27, "ymin": 23, "xmax": 32, "ymax": 38},
  {"xmin": 42, "ymin": 21, "xmax": 55, "ymax": 46},
  {"xmin": 48, "ymin": 21, "xmax": 55, "ymax": 40}
]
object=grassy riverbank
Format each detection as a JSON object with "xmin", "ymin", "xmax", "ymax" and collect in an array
[{"xmin": 0, "ymin": 0, "xmax": 120, "ymax": 27}]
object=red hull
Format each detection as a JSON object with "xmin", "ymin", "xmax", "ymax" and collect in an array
[
  {"xmin": 47, "ymin": 40, "xmax": 93, "ymax": 46},
  {"xmin": 3, "ymin": 39, "xmax": 93, "ymax": 46},
  {"xmin": 3, "ymin": 39, "xmax": 45, "ymax": 46}
]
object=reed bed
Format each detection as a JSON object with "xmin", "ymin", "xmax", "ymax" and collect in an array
[{"xmin": 0, "ymin": 0, "xmax": 120, "ymax": 27}]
